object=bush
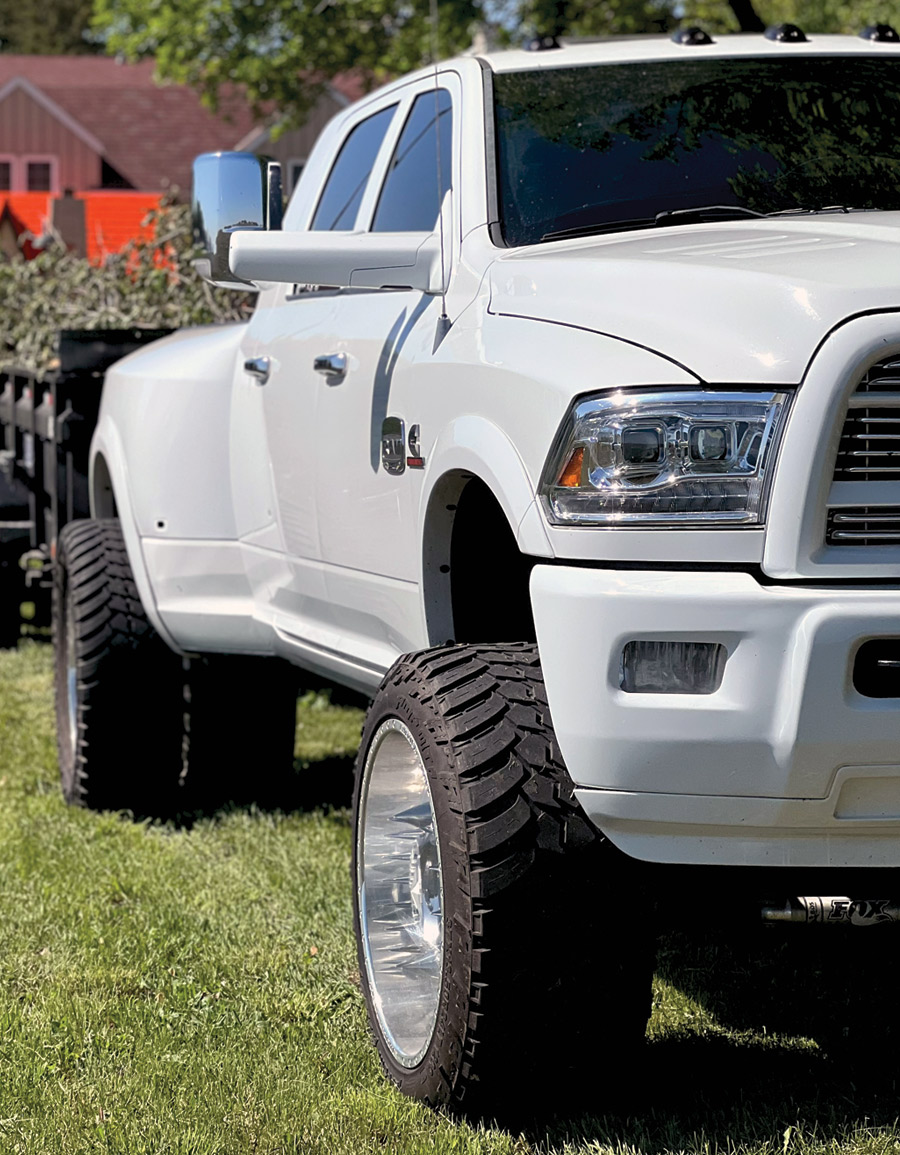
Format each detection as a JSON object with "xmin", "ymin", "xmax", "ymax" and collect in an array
[{"xmin": 0, "ymin": 202, "xmax": 255, "ymax": 374}]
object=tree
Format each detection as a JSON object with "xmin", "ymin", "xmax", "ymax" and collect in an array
[
  {"xmin": 678, "ymin": 0, "xmax": 900, "ymax": 31},
  {"xmin": 518, "ymin": 0, "xmax": 900, "ymax": 37},
  {"xmin": 0, "ymin": 0, "xmax": 100, "ymax": 53},
  {"xmin": 92, "ymin": 0, "xmax": 480, "ymax": 130},
  {"xmin": 0, "ymin": 203, "xmax": 252, "ymax": 373}
]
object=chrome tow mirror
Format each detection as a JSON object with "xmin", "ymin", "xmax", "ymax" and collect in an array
[{"xmin": 191, "ymin": 152, "xmax": 283, "ymax": 290}]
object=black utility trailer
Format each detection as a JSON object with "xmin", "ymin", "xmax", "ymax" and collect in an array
[{"xmin": 0, "ymin": 329, "xmax": 172, "ymax": 647}]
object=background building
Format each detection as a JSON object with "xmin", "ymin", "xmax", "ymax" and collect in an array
[{"xmin": 0, "ymin": 56, "xmax": 362, "ymax": 260}]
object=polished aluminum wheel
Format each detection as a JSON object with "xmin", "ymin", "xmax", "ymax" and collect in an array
[{"xmin": 357, "ymin": 718, "xmax": 444, "ymax": 1068}]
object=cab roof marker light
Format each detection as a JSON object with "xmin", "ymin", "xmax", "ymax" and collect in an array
[
  {"xmin": 524, "ymin": 35, "xmax": 561, "ymax": 51},
  {"xmin": 860, "ymin": 23, "xmax": 900, "ymax": 40},
  {"xmin": 671, "ymin": 27, "xmax": 715, "ymax": 46},
  {"xmin": 765, "ymin": 23, "xmax": 809, "ymax": 41}
]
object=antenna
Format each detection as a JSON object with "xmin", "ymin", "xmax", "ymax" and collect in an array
[{"xmin": 430, "ymin": 0, "xmax": 452, "ymax": 348}]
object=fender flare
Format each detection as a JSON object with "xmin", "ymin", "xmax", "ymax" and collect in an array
[
  {"xmin": 419, "ymin": 415, "xmax": 553, "ymax": 557},
  {"xmin": 89, "ymin": 417, "xmax": 184, "ymax": 654}
]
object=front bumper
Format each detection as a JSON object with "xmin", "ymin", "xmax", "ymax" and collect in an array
[{"xmin": 531, "ymin": 565, "xmax": 900, "ymax": 867}]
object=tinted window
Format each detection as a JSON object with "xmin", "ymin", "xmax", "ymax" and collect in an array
[
  {"xmin": 494, "ymin": 59, "xmax": 900, "ymax": 246},
  {"xmin": 373, "ymin": 89, "xmax": 452, "ymax": 232},
  {"xmin": 312, "ymin": 105, "xmax": 396, "ymax": 230},
  {"xmin": 0, "ymin": 162, "xmax": 10, "ymax": 191}
]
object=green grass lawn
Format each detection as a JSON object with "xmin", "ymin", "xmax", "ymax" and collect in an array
[{"xmin": 1, "ymin": 643, "xmax": 900, "ymax": 1154}]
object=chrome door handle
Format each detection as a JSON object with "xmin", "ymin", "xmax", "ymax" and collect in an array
[
  {"xmin": 244, "ymin": 356, "xmax": 271, "ymax": 385},
  {"xmin": 313, "ymin": 353, "xmax": 348, "ymax": 379}
]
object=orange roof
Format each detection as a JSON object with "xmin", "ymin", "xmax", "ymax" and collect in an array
[
  {"xmin": 81, "ymin": 192, "xmax": 162, "ymax": 263},
  {"xmin": 0, "ymin": 193, "xmax": 51, "ymax": 237}
]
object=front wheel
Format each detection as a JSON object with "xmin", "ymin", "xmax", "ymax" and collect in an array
[{"xmin": 352, "ymin": 643, "xmax": 654, "ymax": 1115}]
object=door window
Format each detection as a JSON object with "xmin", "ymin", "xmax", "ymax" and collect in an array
[
  {"xmin": 372, "ymin": 89, "xmax": 452, "ymax": 232},
  {"xmin": 311, "ymin": 104, "xmax": 397, "ymax": 231}
]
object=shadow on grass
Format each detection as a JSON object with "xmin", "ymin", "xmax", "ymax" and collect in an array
[
  {"xmin": 247, "ymin": 752, "xmax": 356, "ymax": 816},
  {"xmin": 509, "ymin": 926, "xmax": 900, "ymax": 1150},
  {"xmin": 522, "ymin": 1032, "xmax": 898, "ymax": 1154},
  {"xmin": 167, "ymin": 751, "xmax": 357, "ymax": 829}
]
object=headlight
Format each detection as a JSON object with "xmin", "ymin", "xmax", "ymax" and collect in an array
[{"xmin": 541, "ymin": 389, "xmax": 792, "ymax": 527}]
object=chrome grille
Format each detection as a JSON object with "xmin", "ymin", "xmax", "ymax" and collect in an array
[
  {"xmin": 853, "ymin": 357, "xmax": 900, "ymax": 394},
  {"xmin": 827, "ymin": 507, "xmax": 900, "ymax": 546},
  {"xmin": 833, "ymin": 357, "xmax": 900, "ymax": 482},
  {"xmin": 834, "ymin": 407, "xmax": 900, "ymax": 480}
]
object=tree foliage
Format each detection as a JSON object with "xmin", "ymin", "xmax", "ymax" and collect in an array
[
  {"xmin": 525, "ymin": 0, "xmax": 900, "ymax": 36},
  {"xmin": 0, "ymin": 204, "xmax": 253, "ymax": 374},
  {"xmin": 92, "ymin": 0, "xmax": 900, "ymax": 124},
  {"xmin": 682, "ymin": 0, "xmax": 900, "ymax": 32},
  {"xmin": 0, "ymin": 0, "xmax": 100, "ymax": 54},
  {"xmin": 92, "ymin": 0, "xmax": 480, "ymax": 129}
]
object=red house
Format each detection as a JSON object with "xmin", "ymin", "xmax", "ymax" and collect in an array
[{"xmin": 0, "ymin": 56, "xmax": 363, "ymax": 261}]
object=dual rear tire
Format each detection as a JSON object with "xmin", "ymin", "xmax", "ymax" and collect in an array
[{"xmin": 54, "ymin": 518, "xmax": 298, "ymax": 818}]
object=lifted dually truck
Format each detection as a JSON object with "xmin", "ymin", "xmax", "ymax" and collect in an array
[{"xmin": 52, "ymin": 28, "xmax": 900, "ymax": 1111}]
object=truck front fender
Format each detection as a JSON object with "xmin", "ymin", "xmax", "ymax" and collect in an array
[
  {"xmin": 418, "ymin": 416, "xmax": 552, "ymax": 645},
  {"xmin": 420, "ymin": 415, "xmax": 552, "ymax": 558}
]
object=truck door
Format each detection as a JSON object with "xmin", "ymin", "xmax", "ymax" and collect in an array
[
  {"xmin": 311, "ymin": 82, "xmax": 457, "ymax": 665},
  {"xmin": 250, "ymin": 98, "xmax": 405, "ymax": 657}
]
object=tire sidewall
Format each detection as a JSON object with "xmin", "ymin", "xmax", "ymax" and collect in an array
[
  {"xmin": 352, "ymin": 677, "xmax": 473, "ymax": 1106},
  {"xmin": 52, "ymin": 533, "xmax": 78, "ymax": 802}
]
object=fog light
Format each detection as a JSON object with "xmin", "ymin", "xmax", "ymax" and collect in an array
[{"xmin": 620, "ymin": 640, "xmax": 727, "ymax": 694}]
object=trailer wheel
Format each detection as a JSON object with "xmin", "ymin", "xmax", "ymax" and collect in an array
[
  {"xmin": 352, "ymin": 643, "xmax": 654, "ymax": 1115},
  {"xmin": 54, "ymin": 519, "xmax": 185, "ymax": 813}
]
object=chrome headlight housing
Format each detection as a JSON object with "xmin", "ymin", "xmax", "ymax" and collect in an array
[{"xmin": 542, "ymin": 389, "xmax": 792, "ymax": 527}]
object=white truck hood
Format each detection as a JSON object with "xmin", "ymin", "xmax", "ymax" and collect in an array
[{"xmin": 488, "ymin": 213, "xmax": 900, "ymax": 385}]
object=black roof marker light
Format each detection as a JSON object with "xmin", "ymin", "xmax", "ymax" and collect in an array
[
  {"xmin": 671, "ymin": 26, "xmax": 715, "ymax": 45},
  {"xmin": 765, "ymin": 23, "xmax": 809, "ymax": 41},
  {"xmin": 860, "ymin": 23, "xmax": 900, "ymax": 40},
  {"xmin": 524, "ymin": 35, "xmax": 561, "ymax": 51}
]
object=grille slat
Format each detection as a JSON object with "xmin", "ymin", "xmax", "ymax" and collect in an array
[
  {"xmin": 848, "ymin": 394, "xmax": 900, "ymax": 407},
  {"xmin": 826, "ymin": 506, "xmax": 900, "ymax": 545},
  {"xmin": 824, "ymin": 357, "xmax": 900, "ymax": 547},
  {"xmin": 832, "ymin": 513, "xmax": 900, "ymax": 523},
  {"xmin": 833, "ymin": 531, "xmax": 900, "ymax": 541},
  {"xmin": 853, "ymin": 359, "xmax": 900, "ymax": 392},
  {"xmin": 835, "ymin": 401, "xmax": 900, "ymax": 481}
]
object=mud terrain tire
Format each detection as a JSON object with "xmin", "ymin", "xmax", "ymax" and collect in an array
[{"xmin": 352, "ymin": 642, "xmax": 654, "ymax": 1115}]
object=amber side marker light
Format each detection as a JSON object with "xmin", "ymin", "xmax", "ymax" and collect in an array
[{"xmin": 558, "ymin": 446, "xmax": 584, "ymax": 487}]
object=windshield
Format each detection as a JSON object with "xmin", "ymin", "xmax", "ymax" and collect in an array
[{"xmin": 493, "ymin": 56, "xmax": 900, "ymax": 246}]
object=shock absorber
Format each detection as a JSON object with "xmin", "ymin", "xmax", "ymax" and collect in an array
[{"xmin": 761, "ymin": 897, "xmax": 900, "ymax": 925}]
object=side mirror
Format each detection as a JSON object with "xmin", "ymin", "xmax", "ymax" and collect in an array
[{"xmin": 192, "ymin": 152, "xmax": 283, "ymax": 290}]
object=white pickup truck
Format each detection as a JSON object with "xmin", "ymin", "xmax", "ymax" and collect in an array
[{"xmin": 53, "ymin": 27, "xmax": 900, "ymax": 1110}]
